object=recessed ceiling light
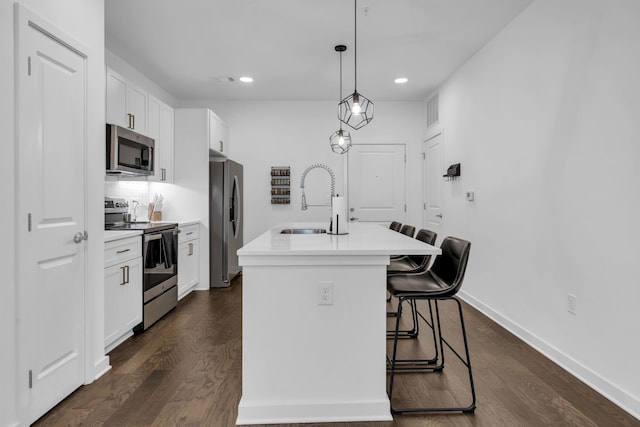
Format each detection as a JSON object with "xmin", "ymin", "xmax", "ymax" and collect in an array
[
  {"xmin": 394, "ymin": 77, "xmax": 408, "ymax": 84},
  {"xmin": 239, "ymin": 76, "xmax": 254, "ymax": 83}
]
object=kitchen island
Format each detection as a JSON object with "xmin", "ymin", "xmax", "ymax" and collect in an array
[{"xmin": 236, "ymin": 222, "xmax": 441, "ymax": 425}]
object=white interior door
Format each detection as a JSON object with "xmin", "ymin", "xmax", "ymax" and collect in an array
[
  {"xmin": 347, "ymin": 144, "xmax": 406, "ymax": 223},
  {"xmin": 423, "ymin": 133, "xmax": 444, "ymax": 232},
  {"xmin": 16, "ymin": 7, "xmax": 87, "ymax": 423}
]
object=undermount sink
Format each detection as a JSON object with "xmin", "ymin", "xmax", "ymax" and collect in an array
[{"xmin": 280, "ymin": 228, "xmax": 327, "ymax": 235}]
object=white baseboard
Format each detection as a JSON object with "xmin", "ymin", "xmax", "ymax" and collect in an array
[
  {"xmin": 92, "ymin": 356, "xmax": 111, "ymax": 382},
  {"xmin": 459, "ymin": 290, "xmax": 640, "ymax": 421},
  {"xmin": 236, "ymin": 397, "xmax": 392, "ymax": 425}
]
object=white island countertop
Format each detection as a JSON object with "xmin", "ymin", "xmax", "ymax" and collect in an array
[{"xmin": 238, "ymin": 222, "xmax": 441, "ymax": 258}]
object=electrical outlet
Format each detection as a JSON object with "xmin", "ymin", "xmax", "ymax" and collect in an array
[
  {"xmin": 318, "ymin": 281, "xmax": 333, "ymax": 305},
  {"xmin": 567, "ymin": 293, "xmax": 577, "ymax": 315}
]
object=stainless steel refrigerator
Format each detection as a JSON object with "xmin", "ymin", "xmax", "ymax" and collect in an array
[{"xmin": 210, "ymin": 159, "xmax": 243, "ymax": 287}]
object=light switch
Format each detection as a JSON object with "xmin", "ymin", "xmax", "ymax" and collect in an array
[{"xmin": 466, "ymin": 191, "xmax": 475, "ymax": 201}]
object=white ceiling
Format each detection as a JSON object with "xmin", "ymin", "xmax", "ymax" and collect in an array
[{"xmin": 105, "ymin": 0, "xmax": 533, "ymax": 102}]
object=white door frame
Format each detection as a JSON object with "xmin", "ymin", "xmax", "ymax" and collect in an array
[{"xmin": 15, "ymin": 4, "xmax": 91, "ymax": 423}]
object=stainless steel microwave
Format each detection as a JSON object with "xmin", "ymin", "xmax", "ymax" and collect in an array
[{"xmin": 106, "ymin": 124, "xmax": 154, "ymax": 176}]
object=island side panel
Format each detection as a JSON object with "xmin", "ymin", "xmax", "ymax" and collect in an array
[{"xmin": 237, "ymin": 263, "xmax": 392, "ymax": 424}]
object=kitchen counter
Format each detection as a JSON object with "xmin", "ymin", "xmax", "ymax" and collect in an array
[
  {"xmin": 238, "ymin": 222, "xmax": 440, "ymax": 257},
  {"xmin": 104, "ymin": 229, "xmax": 143, "ymax": 243},
  {"xmin": 177, "ymin": 220, "xmax": 199, "ymax": 227},
  {"xmin": 236, "ymin": 222, "xmax": 441, "ymax": 425}
]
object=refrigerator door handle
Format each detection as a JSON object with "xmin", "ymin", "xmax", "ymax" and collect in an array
[{"xmin": 231, "ymin": 175, "xmax": 240, "ymax": 238}]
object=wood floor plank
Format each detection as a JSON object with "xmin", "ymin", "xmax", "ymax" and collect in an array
[{"xmin": 33, "ymin": 277, "xmax": 639, "ymax": 427}]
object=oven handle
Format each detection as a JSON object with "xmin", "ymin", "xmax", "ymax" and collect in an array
[
  {"xmin": 144, "ymin": 233, "xmax": 163, "ymax": 242},
  {"xmin": 143, "ymin": 228, "xmax": 178, "ymax": 242}
]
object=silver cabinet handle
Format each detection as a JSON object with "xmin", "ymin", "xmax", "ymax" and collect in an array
[
  {"xmin": 350, "ymin": 217, "xmax": 359, "ymax": 221},
  {"xmin": 188, "ymin": 242, "xmax": 193, "ymax": 256},
  {"xmin": 116, "ymin": 248, "xmax": 130, "ymax": 254},
  {"xmin": 125, "ymin": 265, "xmax": 130, "ymax": 284},
  {"xmin": 121, "ymin": 266, "xmax": 126, "ymax": 285},
  {"xmin": 436, "ymin": 214, "xmax": 443, "ymax": 218},
  {"xmin": 186, "ymin": 232, "xmax": 193, "ymax": 236},
  {"xmin": 219, "ymin": 140, "xmax": 223, "ymax": 152}
]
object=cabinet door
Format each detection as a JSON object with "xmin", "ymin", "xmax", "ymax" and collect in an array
[
  {"xmin": 188, "ymin": 239, "xmax": 200, "ymax": 288},
  {"xmin": 178, "ymin": 239, "xmax": 199, "ymax": 299},
  {"xmin": 106, "ymin": 69, "xmax": 128, "ymax": 127},
  {"xmin": 128, "ymin": 84, "xmax": 148, "ymax": 135},
  {"xmin": 160, "ymin": 103, "xmax": 174, "ymax": 182},
  {"xmin": 121, "ymin": 257, "xmax": 143, "ymax": 331},
  {"xmin": 104, "ymin": 263, "xmax": 125, "ymax": 348},
  {"xmin": 147, "ymin": 96, "xmax": 162, "ymax": 182},
  {"xmin": 148, "ymin": 96, "xmax": 174, "ymax": 183},
  {"xmin": 219, "ymin": 120, "xmax": 229, "ymax": 154},
  {"xmin": 178, "ymin": 240, "xmax": 189, "ymax": 298},
  {"xmin": 209, "ymin": 110, "xmax": 226, "ymax": 154}
]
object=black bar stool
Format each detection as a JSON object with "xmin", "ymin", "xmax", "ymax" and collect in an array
[
  {"xmin": 398, "ymin": 224, "xmax": 415, "ymax": 238},
  {"xmin": 389, "ymin": 221, "xmax": 402, "ymax": 232},
  {"xmin": 387, "ymin": 236, "xmax": 476, "ymax": 414}
]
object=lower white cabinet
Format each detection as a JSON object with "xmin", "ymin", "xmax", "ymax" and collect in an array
[
  {"xmin": 104, "ymin": 236, "xmax": 142, "ymax": 353},
  {"xmin": 178, "ymin": 223, "xmax": 200, "ymax": 299}
]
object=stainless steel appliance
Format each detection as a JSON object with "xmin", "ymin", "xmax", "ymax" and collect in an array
[
  {"xmin": 105, "ymin": 197, "xmax": 178, "ymax": 330},
  {"xmin": 210, "ymin": 159, "xmax": 243, "ymax": 287},
  {"xmin": 106, "ymin": 124, "xmax": 154, "ymax": 176}
]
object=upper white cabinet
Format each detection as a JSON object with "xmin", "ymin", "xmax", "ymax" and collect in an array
[
  {"xmin": 209, "ymin": 110, "xmax": 229, "ymax": 156},
  {"xmin": 148, "ymin": 95, "xmax": 174, "ymax": 183},
  {"xmin": 106, "ymin": 67, "xmax": 148, "ymax": 135}
]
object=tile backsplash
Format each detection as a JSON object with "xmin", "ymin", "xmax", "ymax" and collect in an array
[{"xmin": 104, "ymin": 180, "xmax": 150, "ymax": 220}]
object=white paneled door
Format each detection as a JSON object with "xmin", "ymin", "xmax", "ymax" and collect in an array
[
  {"xmin": 423, "ymin": 133, "xmax": 444, "ymax": 232},
  {"xmin": 348, "ymin": 144, "xmax": 406, "ymax": 223},
  {"xmin": 16, "ymin": 7, "xmax": 87, "ymax": 424}
]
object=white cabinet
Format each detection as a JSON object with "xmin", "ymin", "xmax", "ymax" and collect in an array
[
  {"xmin": 148, "ymin": 95, "xmax": 174, "ymax": 182},
  {"xmin": 178, "ymin": 223, "xmax": 200, "ymax": 299},
  {"xmin": 209, "ymin": 110, "xmax": 229, "ymax": 156},
  {"xmin": 106, "ymin": 67, "xmax": 148, "ymax": 135},
  {"xmin": 104, "ymin": 235, "xmax": 142, "ymax": 353}
]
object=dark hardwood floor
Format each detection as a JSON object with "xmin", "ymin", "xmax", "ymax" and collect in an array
[{"xmin": 35, "ymin": 277, "xmax": 639, "ymax": 426}]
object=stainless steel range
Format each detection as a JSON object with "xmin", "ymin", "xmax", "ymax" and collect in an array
[{"xmin": 105, "ymin": 197, "xmax": 178, "ymax": 331}]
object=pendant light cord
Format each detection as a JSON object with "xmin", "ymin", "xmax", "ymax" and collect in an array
[
  {"xmin": 354, "ymin": 0, "xmax": 358, "ymax": 92},
  {"xmin": 339, "ymin": 49, "xmax": 344, "ymax": 131}
]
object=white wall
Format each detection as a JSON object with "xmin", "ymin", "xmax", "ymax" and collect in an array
[
  {"xmin": 436, "ymin": 0, "xmax": 640, "ymax": 418},
  {"xmin": 1, "ymin": 1, "xmax": 105, "ymax": 426},
  {"xmin": 179, "ymin": 100, "xmax": 424, "ymax": 242}
]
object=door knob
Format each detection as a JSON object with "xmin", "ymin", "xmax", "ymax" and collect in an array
[{"xmin": 73, "ymin": 231, "xmax": 88, "ymax": 243}]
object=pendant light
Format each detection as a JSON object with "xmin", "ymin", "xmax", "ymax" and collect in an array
[
  {"xmin": 330, "ymin": 45, "xmax": 352, "ymax": 154},
  {"xmin": 338, "ymin": 0, "xmax": 374, "ymax": 130}
]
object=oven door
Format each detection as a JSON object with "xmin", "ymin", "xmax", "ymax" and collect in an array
[{"xmin": 143, "ymin": 229, "xmax": 178, "ymax": 301}]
